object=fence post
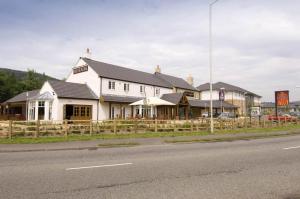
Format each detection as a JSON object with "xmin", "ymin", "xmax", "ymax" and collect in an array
[
  {"xmin": 190, "ymin": 120, "xmax": 194, "ymax": 132},
  {"xmin": 173, "ymin": 120, "xmax": 177, "ymax": 132},
  {"xmin": 64, "ymin": 120, "xmax": 68, "ymax": 137},
  {"xmin": 8, "ymin": 120, "xmax": 12, "ymax": 139},
  {"xmin": 196, "ymin": 119, "xmax": 199, "ymax": 132},
  {"xmin": 35, "ymin": 120, "xmax": 40, "ymax": 138},
  {"xmin": 134, "ymin": 119, "xmax": 138, "ymax": 133},
  {"xmin": 89, "ymin": 120, "xmax": 93, "ymax": 136},
  {"xmin": 113, "ymin": 119, "xmax": 117, "ymax": 134},
  {"xmin": 155, "ymin": 119, "xmax": 158, "ymax": 133}
]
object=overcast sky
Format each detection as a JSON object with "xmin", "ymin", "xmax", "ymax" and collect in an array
[{"xmin": 0, "ymin": 0, "xmax": 299, "ymax": 101}]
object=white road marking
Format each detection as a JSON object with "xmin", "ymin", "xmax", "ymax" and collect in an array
[
  {"xmin": 66, "ymin": 162, "xmax": 133, "ymax": 171},
  {"xmin": 283, "ymin": 146, "xmax": 300, "ymax": 150}
]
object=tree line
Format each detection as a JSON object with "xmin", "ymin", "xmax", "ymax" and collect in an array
[{"xmin": 0, "ymin": 69, "xmax": 55, "ymax": 103}]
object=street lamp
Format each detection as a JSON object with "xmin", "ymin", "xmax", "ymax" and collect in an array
[{"xmin": 209, "ymin": 0, "xmax": 220, "ymax": 133}]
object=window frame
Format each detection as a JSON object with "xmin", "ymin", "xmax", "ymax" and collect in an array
[{"xmin": 108, "ymin": 81, "xmax": 115, "ymax": 90}]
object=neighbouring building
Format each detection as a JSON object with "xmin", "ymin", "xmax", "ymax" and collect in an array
[
  {"xmin": 261, "ymin": 101, "xmax": 300, "ymax": 115},
  {"xmin": 197, "ymin": 82, "xmax": 261, "ymax": 116}
]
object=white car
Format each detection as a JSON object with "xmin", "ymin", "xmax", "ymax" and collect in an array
[{"xmin": 202, "ymin": 112, "xmax": 209, "ymax": 118}]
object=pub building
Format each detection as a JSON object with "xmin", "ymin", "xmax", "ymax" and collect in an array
[{"xmin": 1, "ymin": 49, "xmax": 261, "ymax": 121}]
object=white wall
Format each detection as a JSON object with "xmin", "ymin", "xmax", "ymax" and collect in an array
[
  {"xmin": 200, "ymin": 90, "xmax": 246, "ymax": 101},
  {"xmin": 66, "ymin": 58, "xmax": 101, "ymax": 97},
  {"xmin": 254, "ymin": 96, "xmax": 261, "ymax": 105},
  {"xmin": 98, "ymin": 102, "xmax": 109, "ymax": 120},
  {"xmin": 101, "ymin": 77, "xmax": 172, "ymax": 98},
  {"xmin": 38, "ymin": 81, "xmax": 58, "ymax": 120},
  {"xmin": 201, "ymin": 90, "xmax": 219, "ymax": 100}
]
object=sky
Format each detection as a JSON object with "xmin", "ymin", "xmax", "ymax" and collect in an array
[{"xmin": 0, "ymin": 0, "xmax": 299, "ymax": 101}]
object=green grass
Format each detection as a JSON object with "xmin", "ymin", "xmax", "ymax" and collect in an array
[{"xmin": 0, "ymin": 124, "xmax": 300, "ymax": 144}]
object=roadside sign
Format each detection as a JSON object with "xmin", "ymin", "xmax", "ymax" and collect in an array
[
  {"xmin": 275, "ymin": 90, "xmax": 289, "ymax": 117},
  {"xmin": 275, "ymin": 90, "xmax": 289, "ymax": 106}
]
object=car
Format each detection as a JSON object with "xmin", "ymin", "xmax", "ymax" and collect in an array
[
  {"xmin": 218, "ymin": 112, "xmax": 235, "ymax": 119},
  {"xmin": 201, "ymin": 112, "xmax": 209, "ymax": 118},
  {"xmin": 290, "ymin": 112, "xmax": 300, "ymax": 118},
  {"xmin": 268, "ymin": 114, "xmax": 297, "ymax": 122}
]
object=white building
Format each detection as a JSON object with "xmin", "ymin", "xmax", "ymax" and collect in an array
[
  {"xmin": 2, "ymin": 52, "xmax": 261, "ymax": 121},
  {"xmin": 197, "ymin": 82, "xmax": 261, "ymax": 116},
  {"xmin": 12, "ymin": 55, "xmax": 200, "ymax": 121}
]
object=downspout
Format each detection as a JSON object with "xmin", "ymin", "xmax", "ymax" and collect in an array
[{"xmin": 98, "ymin": 76, "xmax": 103, "ymax": 121}]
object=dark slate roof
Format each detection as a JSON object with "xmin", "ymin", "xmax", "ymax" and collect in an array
[
  {"xmin": 5, "ymin": 90, "xmax": 40, "ymax": 103},
  {"xmin": 197, "ymin": 82, "xmax": 261, "ymax": 97},
  {"xmin": 291, "ymin": 101, "xmax": 300, "ymax": 106},
  {"xmin": 188, "ymin": 99, "xmax": 238, "ymax": 109},
  {"xmin": 48, "ymin": 80, "xmax": 98, "ymax": 100},
  {"xmin": 101, "ymin": 95, "xmax": 142, "ymax": 103},
  {"xmin": 161, "ymin": 93, "xmax": 184, "ymax": 104},
  {"xmin": 82, "ymin": 58, "xmax": 172, "ymax": 88},
  {"xmin": 261, "ymin": 102, "xmax": 275, "ymax": 108},
  {"xmin": 154, "ymin": 72, "xmax": 198, "ymax": 91}
]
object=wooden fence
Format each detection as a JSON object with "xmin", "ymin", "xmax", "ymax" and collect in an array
[{"xmin": 0, "ymin": 117, "xmax": 299, "ymax": 139}]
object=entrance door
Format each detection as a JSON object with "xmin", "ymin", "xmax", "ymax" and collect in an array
[{"xmin": 65, "ymin": 105, "xmax": 74, "ymax": 120}]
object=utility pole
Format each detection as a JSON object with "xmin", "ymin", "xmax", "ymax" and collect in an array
[{"xmin": 209, "ymin": 0, "xmax": 220, "ymax": 133}]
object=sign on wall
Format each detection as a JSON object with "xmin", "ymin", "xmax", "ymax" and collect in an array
[
  {"xmin": 219, "ymin": 89, "xmax": 225, "ymax": 101},
  {"xmin": 275, "ymin": 90, "xmax": 289, "ymax": 107},
  {"xmin": 73, "ymin": 64, "xmax": 88, "ymax": 74}
]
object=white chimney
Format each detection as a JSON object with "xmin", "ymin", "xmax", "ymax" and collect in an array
[
  {"xmin": 187, "ymin": 74, "xmax": 194, "ymax": 86},
  {"xmin": 155, "ymin": 65, "xmax": 161, "ymax": 73},
  {"xmin": 84, "ymin": 48, "xmax": 92, "ymax": 59}
]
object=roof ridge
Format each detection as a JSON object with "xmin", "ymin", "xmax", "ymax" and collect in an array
[{"xmin": 82, "ymin": 57, "xmax": 159, "ymax": 77}]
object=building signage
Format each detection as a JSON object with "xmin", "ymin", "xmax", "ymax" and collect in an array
[
  {"xmin": 275, "ymin": 90, "xmax": 289, "ymax": 107},
  {"xmin": 219, "ymin": 89, "xmax": 225, "ymax": 101},
  {"xmin": 73, "ymin": 64, "xmax": 88, "ymax": 74}
]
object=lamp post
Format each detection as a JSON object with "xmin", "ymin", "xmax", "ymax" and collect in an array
[{"xmin": 209, "ymin": 0, "xmax": 220, "ymax": 133}]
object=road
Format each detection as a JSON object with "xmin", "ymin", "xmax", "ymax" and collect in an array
[{"xmin": 1, "ymin": 135, "xmax": 300, "ymax": 199}]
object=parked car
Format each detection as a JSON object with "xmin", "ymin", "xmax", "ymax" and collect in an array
[
  {"xmin": 201, "ymin": 112, "xmax": 209, "ymax": 118},
  {"xmin": 290, "ymin": 112, "xmax": 300, "ymax": 118},
  {"xmin": 267, "ymin": 114, "xmax": 297, "ymax": 122},
  {"xmin": 218, "ymin": 112, "xmax": 235, "ymax": 119}
]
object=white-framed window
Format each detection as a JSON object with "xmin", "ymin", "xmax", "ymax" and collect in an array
[
  {"xmin": 49, "ymin": 101, "xmax": 53, "ymax": 120},
  {"xmin": 155, "ymin": 88, "xmax": 160, "ymax": 96},
  {"xmin": 140, "ymin": 85, "xmax": 145, "ymax": 93},
  {"xmin": 124, "ymin": 83, "xmax": 129, "ymax": 92},
  {"xmin": 108, "ymin": 81, "xmax": 115, "ymax": 90},
  {"xmin": 29, "ymin": 101, "xmax": 35, "ymax": 120}
]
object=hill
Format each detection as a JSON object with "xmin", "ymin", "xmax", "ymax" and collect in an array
[
  {"xmin": 0, "ymin": 68, "xmax": 57, "ymax": 81},
  {"xmin": 0, "ymin": 68, "xmax": 58, "ymax": 103}
]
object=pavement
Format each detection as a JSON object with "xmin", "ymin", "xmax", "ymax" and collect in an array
[{"xmin": 1, "ymin": 133, "xmax": 300, "ymax": 198}]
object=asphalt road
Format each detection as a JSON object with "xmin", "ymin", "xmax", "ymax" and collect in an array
[{"xmin": 1, "ymin": 135, "xmax": 300, "ymax": 199}]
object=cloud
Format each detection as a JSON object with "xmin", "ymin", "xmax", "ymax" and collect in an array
[{"xmin": 0, "ymin": 0, "xmax": 299, "ymax": 101}]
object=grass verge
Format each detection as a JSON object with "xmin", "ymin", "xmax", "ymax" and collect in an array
[{"xmin": 0, "ymin": 124, "xmax": 300, "ymax": 144}]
